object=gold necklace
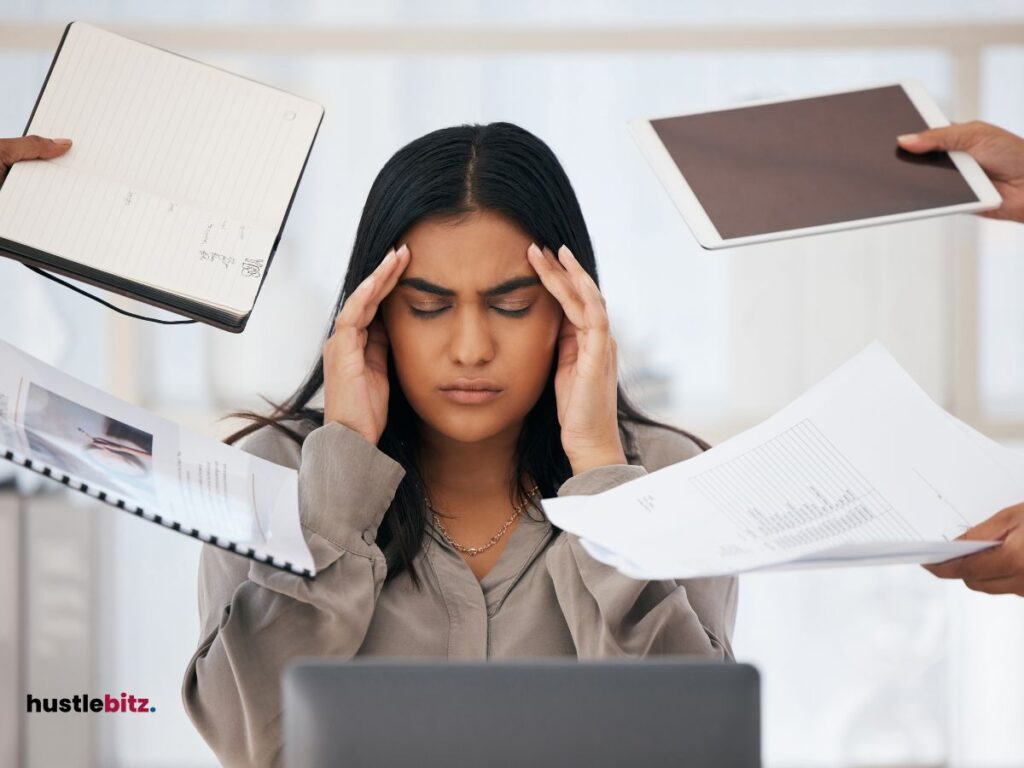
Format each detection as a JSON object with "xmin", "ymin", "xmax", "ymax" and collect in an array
[{"xmin": 426, "ymin": 483, "xmax": 540, "ymax": 557}]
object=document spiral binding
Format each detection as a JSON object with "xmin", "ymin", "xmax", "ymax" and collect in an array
[{"xmin": 2, "ymin": 446, "xmax": 313, "ymax": 578}]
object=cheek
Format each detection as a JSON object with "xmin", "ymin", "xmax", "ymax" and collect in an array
[
  {"xmin": 380, "ymin": 303, "xmax": 428, "ymax": 383},
  {"xmin": 501, "ymin": 309, "xmax": 560, "ymax": 383}
]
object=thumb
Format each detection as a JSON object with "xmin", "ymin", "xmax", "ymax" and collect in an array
[
  {"xmin": 957, "ymin": 503, "xmax": 1022, "ymax": 542},
  {"xmin": 0, "ymin": 135, "xmax": 72, "ymax": 167},
  {"xmin": 897, "ymin": 123, "xmax": 979, "ymax": 154}
]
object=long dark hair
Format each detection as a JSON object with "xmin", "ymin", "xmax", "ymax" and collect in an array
[{"xmin": 226, "ymin": 122, "xmax": 707, "ymax": 585}]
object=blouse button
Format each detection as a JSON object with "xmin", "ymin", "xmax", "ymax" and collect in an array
[{"xmin": 361, "ymin": 529, "xmax": 375, "ymax": 545}]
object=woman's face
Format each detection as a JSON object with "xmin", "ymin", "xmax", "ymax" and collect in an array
[{"xmin": 380, "ymin": 209, "xmax": 563, "ymax": 445}]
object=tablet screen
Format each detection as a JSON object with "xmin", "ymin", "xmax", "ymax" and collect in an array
[{"xmin": 649, "ymin": 85, "xmax": 979, "ymax": 240}]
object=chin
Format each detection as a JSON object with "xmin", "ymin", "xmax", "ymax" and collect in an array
[
  {"xmin": 432, "ymin": 412, "xmax": 515, "ymax": 444},
  {"xmin": 414, "ymin": 397, "xmax": 527, "ymax": 445}
]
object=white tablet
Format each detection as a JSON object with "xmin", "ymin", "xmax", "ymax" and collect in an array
[{"xmin": 629, "ymin": 81, "xmax": 1001, "ymax": 249}]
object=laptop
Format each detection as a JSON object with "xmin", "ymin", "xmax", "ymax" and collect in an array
[{"xmin": 282, "ymin": 658, "xmax": 760, "ymax": 768}]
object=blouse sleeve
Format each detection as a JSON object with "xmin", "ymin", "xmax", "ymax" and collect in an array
[
  {"xmin": 181, "ymin": 421, "xmax": 405, "ymax": 768},
  {"xmin": 544, "ymin": 428, "xmax": 738, "ymax": 660}
]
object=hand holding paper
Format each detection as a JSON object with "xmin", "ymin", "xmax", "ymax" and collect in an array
[
  {"xmin": 541, "ymin": 343, "xmax": 1022, "ymax": 579},
  {"xmin": 924, "ymin": 502, "xmax": 1024, "ymax": 595}
]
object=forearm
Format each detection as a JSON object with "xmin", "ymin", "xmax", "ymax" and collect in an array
[
  {"xmin": 182, "ymin": 421, "xmax": 405, "ymax": 767},
  {"xmin": 546, "ymin": 461, "xmax": 737, "ymax": 659},
  {"xmin": 183, "ymin": 542, "xmax": 386, "ymax": 768},
  {"xmin": 547, "ymin": 533, "xmax": 733, "ymax": 658}
]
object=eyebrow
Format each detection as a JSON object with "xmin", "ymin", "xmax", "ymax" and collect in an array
[{"xmin": 398, "ymin": 275, "xmax": 540, "ymax": 298}]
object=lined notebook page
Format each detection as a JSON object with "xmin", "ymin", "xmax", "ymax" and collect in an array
[{"xmin": 0, "ymin": 22, "xmax": 322, "ymax": 316}]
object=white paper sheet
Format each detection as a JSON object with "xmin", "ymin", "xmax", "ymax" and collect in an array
[{"xmin": 542, "ymin": 343, "xmax": 1022, "ymax": 578}]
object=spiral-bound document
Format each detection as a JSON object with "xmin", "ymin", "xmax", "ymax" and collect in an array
[
  {"xmin": 0, "ymin": 22, "xmax": 324, "ymax": 332},
  {"xmin": 0, "ymin": 337, "xmax": 316, "ymax": 577}
]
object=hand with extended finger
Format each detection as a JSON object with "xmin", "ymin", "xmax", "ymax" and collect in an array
[
  {"xmin": 323, "ymin": 244, "xmax": 410, "ymax": 445},
  {"xmin": 0, "ymin": 134, "xmax": 72, "ymax": 184},
  {"xmin": 526, "ymin": 242, "xmax": 627, "ymax": 476}
]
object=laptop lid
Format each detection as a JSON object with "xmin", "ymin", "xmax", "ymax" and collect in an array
[{"xmin": 283, "ymin": 658, "xmax": 760, "ymax": 768}]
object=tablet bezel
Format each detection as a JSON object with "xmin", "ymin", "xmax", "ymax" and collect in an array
[{"xmin": 628, "ymin": 80, "xmax": 1002, "ymax": 250}]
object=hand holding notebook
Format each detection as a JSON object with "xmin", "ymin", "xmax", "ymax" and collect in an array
[
  {"xmin": 0, "ymin": 134, "xmax": 73, "ymax": 183},
  {"xmin": 0, "ymin": 22, "xmax": 324, "ymax": 331}
]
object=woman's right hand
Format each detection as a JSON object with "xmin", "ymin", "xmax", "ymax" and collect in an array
[
  {"xmin": 323, "ymin": 244, "xmax": 410, "ymax": 445},
  {"xmin": 0, "ymin": 135, "xmax": 72, "ymax": 184}
]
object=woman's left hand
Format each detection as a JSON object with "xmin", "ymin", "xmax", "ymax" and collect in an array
[{"xmin": 527, "ymin": 243, "xmax": 627, "ymax": 475}]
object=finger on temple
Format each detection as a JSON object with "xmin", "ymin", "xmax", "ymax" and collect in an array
[
  {"xmin": 529, "ymin": 244, "xmax": 586, "ymax": 327},
  {"xmin": 336, "ymin": 247, "xmax": 404, "ymax": 329}
]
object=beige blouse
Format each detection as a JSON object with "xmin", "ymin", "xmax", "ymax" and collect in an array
[{"xmin": 182, "ymin": 418, "xmax": 738, "ymax": 768}]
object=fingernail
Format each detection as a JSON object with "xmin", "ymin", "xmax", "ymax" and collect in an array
[
  {"xmin": 52, "ymin": 138, "xmax": 72, "ymax": 147},
  {"xmin": 382, "ymin": 249, "xmax": 395, "ymax": 264},
  {"xmin": 897, "ymin": 133, "xmax": 918, "ymax": 144},
  {"xmin": 527, "ymin": 243, "xmax": 543, "ymax": 259},
  {"xmin": 558, "ymin": 245, "xmax": 572, "ymax": 259},
  {"xmin": 396, "ymin": 243, "xmax": 408, "ymax": 257}
]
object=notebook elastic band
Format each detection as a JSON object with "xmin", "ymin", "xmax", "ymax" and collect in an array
[{"xmin": 27, "ymin": 265, "xmax": 197, "ymax": 325}]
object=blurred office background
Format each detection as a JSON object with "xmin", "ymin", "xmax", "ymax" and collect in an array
[{"xmin": 1, "ymin": 1, "xmax": 1023, "ymax": 766}]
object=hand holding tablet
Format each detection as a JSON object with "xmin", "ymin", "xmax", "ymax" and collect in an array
[
  {"xmin": 897, "ymin": 120, "xmax": 1024, "ymax": 223},
  {"xmin": 630, "ymin": 81, "xmax": 1002, "ymax": 249}
]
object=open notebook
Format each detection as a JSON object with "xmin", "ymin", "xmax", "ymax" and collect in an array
[
  {"xmin": 0, "ymin": 336, "xmax": 317, "ymax": 577},
  {"xmin": 0, "ymin": 22, "xmax": 324, "ymax": 332}
]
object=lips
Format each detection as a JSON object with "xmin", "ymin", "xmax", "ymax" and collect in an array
[
  {"xmin": 439, "ymin": 379, "xmax": 504, "ymax": 405},
  {"xmin": 439, "ymin": 378, "xmax": 502, "ymax": 392},
  {"xmin": 439, "ymin": 389, "xmax": 504, "ymax": 404}
]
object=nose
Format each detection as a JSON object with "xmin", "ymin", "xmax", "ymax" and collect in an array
[{"xmin": 449, "ymin": 304, "xmax": 495, "ymax": 367}]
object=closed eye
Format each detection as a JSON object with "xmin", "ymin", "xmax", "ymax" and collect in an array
[{"xmin": 409, "ymin": 303, "xmax": 533, "ymax": 318}]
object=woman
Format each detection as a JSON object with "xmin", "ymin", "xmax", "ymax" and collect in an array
[
  {"xmin": 0, "ymin": 126, "xmax": 736, "ymax": 765},
  {"xmin": 177, "ymin": 122, "xmax": 737, "ymax": 765}
]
